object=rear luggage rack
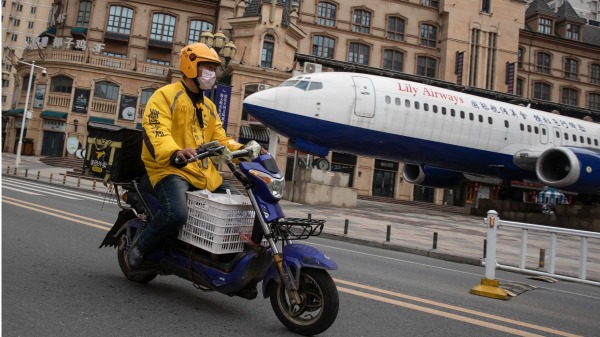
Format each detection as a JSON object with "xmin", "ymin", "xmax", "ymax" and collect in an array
[{"xmin": 271, "ymin": 218, "xmax": 325, "ymax": 240}]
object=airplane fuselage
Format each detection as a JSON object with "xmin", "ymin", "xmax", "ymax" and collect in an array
[{"xmin": 243, "ymin": 72, "xmax": 600, "ymax": 194}]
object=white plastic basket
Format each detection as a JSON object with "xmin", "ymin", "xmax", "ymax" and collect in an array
[{"xmin": 178, "ymin": 190, "xmax": 256, "ymax": 254}]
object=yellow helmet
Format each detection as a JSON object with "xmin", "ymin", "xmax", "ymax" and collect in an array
[{"xmin": 179, "ymin": 43, "xmax": 221, "ymax": 78}]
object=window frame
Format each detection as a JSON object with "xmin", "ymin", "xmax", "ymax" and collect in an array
[
  {"xmin": 94, "ymin": 81, "xmax": 120, "ymax": 101},
  {"xmin": 261, "ymin": 34, "xmax": 275, "ymax": 68},
  {"xmin": 536, "ymin": 52, "xmax": 551, "ymax": 74},
  {"xmin": 107, "ymin": 5, "xmax": 134, "ymax": 35},
  {"xmin": 420, "ymin": 23, "xmax": 437, "ymax": 48},
  {"xmin": 533, "ymin": 81, "xmax": 551, "ymax": 101},
  {"xmin": 383, "ymin": 49, "xmax": 404, "ymax": 72},
  {"xmin": 151, "ymin": 13, "xmax": 176, "ymax": 42},
  {"xmin": 348, "ymin": 42, "xmax": 370, "ymax": 65},
  {"xmin": 312, "ymin": 35, "xmax": 335, "ymax": 59},
  {"xmin": 76, "ymin": 1, "xmax": 93, "ymax": 27},
  {"xmin": 50, "ymin": 75, "xmax": 74, "ymax": 94},
  {"xmin": 352, "ymin": 9, "xmax": 371, "ymax": 34},
  {"xmin": 538, "ymin": 18, "xmax": 552, "ymax": 34},
  {"xmin": 387, "ymin": 16, "xmax": 405, "ymax": 41},
  {"xmin": 416, "ymin": 55, "xmax": 437, "ymax": 78},
  {"xmin": 316, "ymin": 1, "xmax": 337, "ymax": 27},
  {"xmin": 188, "ymin": 20, "xmax": 213, "ymax": 45},
  {"xmin": 564, "ymin": 58, "xmax": 578, "ymax": 80}
]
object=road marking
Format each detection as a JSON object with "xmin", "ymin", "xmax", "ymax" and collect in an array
[
  {"xmin": 2, "ymin": 178, "xmax": 115, "ymax": 203},
  {"xmin": 335, "ymin": 279, "xmax": 580, "ymax": 337},
  {"xmin": 0, "ymin": 196, "xmax": 586, "ymax": 337},
  {"xmin": 2, "ymin": 186, "xmax": 43, "ymax": 195},
  {"xmin": 2, "ymin": 196, "xmax": 112, "ymax": 231}
]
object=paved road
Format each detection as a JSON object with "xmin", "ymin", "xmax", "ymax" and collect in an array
[{"xmin": 2, "ymin": 152, "xmax": 599, "ymax": 285}]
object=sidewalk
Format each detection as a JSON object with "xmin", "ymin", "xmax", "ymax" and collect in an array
[{"xmin": 2, "ymin": 152, "xmax": 599, "ymax": 283}]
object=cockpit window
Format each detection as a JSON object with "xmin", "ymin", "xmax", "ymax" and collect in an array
[
  {"xmin": 295, "ymin": 80, "xmax": 310, "ymax": 90},
  {"xmin": 308, "ymin": 82, "xmax": 323, "ymax": 91},
  {"xmin": 280, "ymin": 80, "xmax": 298, "ymax": 87}
]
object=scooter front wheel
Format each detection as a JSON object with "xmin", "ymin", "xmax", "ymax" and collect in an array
[
  {"xmin": 117, "ymin": 233, "xmax": 158, "ymax": 283},
  {"xmin": 269, "ymin": 268, "xmax": 339, "ymax": 336}
]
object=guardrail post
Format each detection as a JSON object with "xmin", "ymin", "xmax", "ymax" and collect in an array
[
  {"xmin": 386, "ymin": 225, "xmax": 391, "ymax": 242},
  {"xmin": 470, "ymin": 210, "xmax": 508, "ymax": 300},
  {"xmin": 433, "ymin": 232, "xmax": 438, "ymax": 249},
  {"xmin": 344, "ymin": 219, "xmax": 349, "ymax": 235}
]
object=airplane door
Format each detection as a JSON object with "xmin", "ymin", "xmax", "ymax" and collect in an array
[
  {"xmin": 540, "ymin": 125, "xmax": 549, "ymax": 144},
  {"xmin": 352, "ymin": 76, "xmax": 375, "ymax": 118},
  {"xmin": 553, "ymin": 127, "xmax": 562, "ymax": 146}
]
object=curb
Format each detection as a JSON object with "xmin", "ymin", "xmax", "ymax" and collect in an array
[{"xmin": 320, "ymin": 233, "xmax": 482, "ymax": 267}]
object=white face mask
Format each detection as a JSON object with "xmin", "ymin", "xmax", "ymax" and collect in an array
[{"xmin": 197, "ymin": 68, "xmax": 216, "ymax": 90}]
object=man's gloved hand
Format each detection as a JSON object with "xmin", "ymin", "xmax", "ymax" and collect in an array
[
  {"xmin": 243, "ymin": 140, "xmax": 262, "ymax": 161},
  {"xmin": 210, "ymin": 146, "xmax": 233, "ymax": 165}
]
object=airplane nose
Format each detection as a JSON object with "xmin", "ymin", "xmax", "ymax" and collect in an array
[{"xmin": 243, "ymin": 89, "xmax": 276, "ymax": 121}]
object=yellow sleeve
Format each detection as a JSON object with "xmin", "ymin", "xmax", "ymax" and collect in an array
[{"xmin": 142, "ymin": 89, "xmax": 180, "ymax": 165}]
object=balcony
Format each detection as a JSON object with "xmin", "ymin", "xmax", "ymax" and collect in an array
[
  {"xmin": 21, "ymin": 49, "xmax": 171, "ymax": 77},
  {"xmin": 46, "ymin": 93, "xmax": 71, "ymax": 108},
  {"xmin": 91, "ymin": 98, "xmax": 117, "ymax": 115}
]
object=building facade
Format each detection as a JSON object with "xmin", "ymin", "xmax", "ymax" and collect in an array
[{"xmin": 4, "ymin": 0, "xmax": 600, "ymax": 206}]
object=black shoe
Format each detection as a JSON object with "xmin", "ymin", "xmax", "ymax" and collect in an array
[{"xmin": 128, "ymin": 242, "xmax": 145, "ymax": 269}]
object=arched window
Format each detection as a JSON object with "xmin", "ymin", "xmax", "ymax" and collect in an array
[
  {"xmin": 383, "ymin": 49, "xmax": 403, "ymax": 72},
  {"xmin": 536, "ymin": 52, "xmax": 551, "ymax": 74},
  {"xmin": 50, "ymin": 76, "xmax": 73, "ymax": 93},
  {"xmin": 140, "ymin": 88, "xmax": 156, "ymax": 105},
  {"xmin": 564, "ymin": 58, "xmax": 578, "ymax": 80},
  {"xmin": 312, "ymin": 35, "xmax": 335, "ymax": 59},
  {"xmin": 352, "ymin": 9, "xmax": 371, "ymax": 34},
  {"xmin": 348, "ymin": 42, "xmax": 369, "ymax": 65},
  {"xmin": 76, "ymin": 1, "xmax": 92, "ymax": 27},
  {"xmin": 21, "ymin": 75, "xmax": 35, "ymax": 91},
  {"xmin": 533, "ymin": 82, "xmax": 550, "ymax": 101},
  {"xmin": 107, "ymin": 6, "xmax": 133, "ymax": 34},
  {"xmin": 561, "ymin": 88, "xmax": 578, "ymax": 106},
  {"xmin": 94, "ymin": 81, "xmax": 119, "ymax": 100},
  {"xmin": 417, "ymin": 56, "xmax": 436, "ymax": 78},
  {"xmin": 420, "ymin": 24, "xmax": 437, "ymax": 48},
  {"xmin": 316, "ymin": 2, "xmax": 336, "ymax": 27},
  {"xmin": 589, "ymin": 93, "xmax": 600, "ymax": 110},
  {"xmin": 188, "ymin": 20, "xmax": 213, "ymax": 44},
  {"xmin": 261, "ymin": 34, "xmax": 275, "ymax": 68},
  {"xmin": 151, "ymin": 13, "xmax": 176, "ymax": 42},
  {"xmin": 387, "ymin": 17, "xmax": 405, "ymax": 41}
]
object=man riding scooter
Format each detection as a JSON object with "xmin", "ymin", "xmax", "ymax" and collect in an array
[{"xmin": 128, "ymin": 42, "xmax": 260, "ymax": 268}]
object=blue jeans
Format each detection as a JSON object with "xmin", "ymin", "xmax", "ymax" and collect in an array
[{"xmin": 136, "ymin": 174, "xmax": 241, "ymax": 253}]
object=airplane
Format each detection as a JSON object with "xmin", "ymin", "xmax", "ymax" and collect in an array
[{"xmin": 242, "ymin": 72, "xmax": 600, "ymax": 199}]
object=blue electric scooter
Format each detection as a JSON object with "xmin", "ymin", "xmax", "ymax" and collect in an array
[{"xmin": 100, "ymin": 141, "xmax": 339, "ymax": 336}]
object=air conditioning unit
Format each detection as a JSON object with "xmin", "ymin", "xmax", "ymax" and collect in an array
[
  {"xmin": 6, "ymin": 28, "xmax": 12, "ymax": 33},
  {"xmin": 303, "ymin": 62, "xmax": 322, "ymax": 74},
  {"xmin": 257, "ymin": 84, "xmax": 271, "ymax": 91}
]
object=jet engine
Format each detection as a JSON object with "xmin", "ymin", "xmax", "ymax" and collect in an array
[
  {"xmin": 402, "ymin": 164, "xmax": 464, "ymax": 188},
  {"xmin": 535, "ymin": 147, "xmax": 600, "ymax": 194}
]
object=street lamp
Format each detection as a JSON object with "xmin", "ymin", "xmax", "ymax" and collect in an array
[
  {"xmin": 199, "ymin": 30, "xmax": 237, "ymax": 66},
  {"xmin": 15, "ymin": 60, "xmax": 46, "ymax": 171}
]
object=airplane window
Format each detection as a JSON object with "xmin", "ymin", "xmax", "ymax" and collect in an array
[
  {"xmin": 564, "ymin": 133, "xmax": 568, "ymax": 140},
  {"xmin": 527, "ymin": 125, "xmax": 532, "ymax": 133},
  {"xmin": 469, "ymin": 113, "xmax": 474, "ymax": 121},
  {"xmin": 488, "ymin": 117, "xmax": 493, "ymax": 125},
  {"xmin": 308, "ymin": 82, "xmax": 323, "ymax": 90},
  {"xmin": 460, "ymin": 111, "xmax": 465, "ymax": 119},
  {"xmin": 572, "ymin": 134, "xmax": 576, "ymax": 141},
  {"xmin": 424, "ymin": 103, "xmax": 429, "ymax": 111},
  {"xmin": 556, "ymin": 131, "xmax": 560, "ymax": 138},
  {"xmin": 542, "ymin": 129, "xmax": 547, "ymax": 136},
  {"xmin": 478, "ymin": 115, "xmax": 483, "ymax": 122},
  {"xmin": 595, "ymin": 139, "xmax": 599, "ymax": 146},
  {"xmin": 451, "ymin": 109, "xmax": 456, "ymax": 117},
  {"xmin": 441, "ymin": 107, "xmax": 446, "ymax": 115},
  {"xmin": 405, "ymin": 99, "xmax": 411, "ymax": 108},
  {"xmin": 580, "ymin": 136, "xmax": 584, "ymax": 143},
  {"xmin": 432, "ymin": 105, "xmax": 437, "ymax": 113},
  {"xmin": 415, "ymin": 101, "xmax": 420, "ymax": 109},
  {"xmin": 295, "ymin": 81, "xmax": 310, "ymax": 90},
  {"xmin": 520, "ymin": 124, "xmax": 524, "ymax": 131},
  {"xmin": 505, "ymin": 120, "xmax": 509, "ymax": 128},
  {"xmin": 395, "ymin": 97, "xmax": 401, "ymax": 106},
  {"xmin": 587, "ymin": 137, "xmax": 591, "ymax": 145},
  {"xmin": 280, "ymin": 80, "xmax": 298, "ymax": 87},
  {"xmin": 385, "ymin": 95, "xmax": 391, "ymax": 104},
  {"xmin": 534, "ymin": 127, "xmax": 539, "ymax": 134}
]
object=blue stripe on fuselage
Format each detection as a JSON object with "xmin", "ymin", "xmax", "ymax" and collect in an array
[{"xmin": 244, "ymin": 103, "xmax": 536, "ymax": 180}]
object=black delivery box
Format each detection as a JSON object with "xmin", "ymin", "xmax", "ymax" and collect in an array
[{"xmin": 84, "ymin": 122, "xmax": 146, "ymax": 183}]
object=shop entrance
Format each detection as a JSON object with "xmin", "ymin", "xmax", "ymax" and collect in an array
[
  {"xmin": 372, "ymin": 159, "xmax": 398, "ymax": 197},
  {"xmin": 41, "ymin": 131, "xmax": 65, "ymax": 157}
]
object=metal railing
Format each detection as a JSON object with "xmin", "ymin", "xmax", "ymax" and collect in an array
[{"xmin": 483, "ymin": 210, "xmax": 600, "ymax": 286}]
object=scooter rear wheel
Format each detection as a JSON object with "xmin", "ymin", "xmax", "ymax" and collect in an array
[
  {"xmin": 117, "ymin": 233, "xmax": 158, "ymax": 283},
  {"xmin": 269, "ymin": 268, "xmax": 339, "ymax": 336}
]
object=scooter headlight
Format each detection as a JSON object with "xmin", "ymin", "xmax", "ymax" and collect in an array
[{"xmin": 248, "ymin": 169, "xmax": 285, "ymax": 200}]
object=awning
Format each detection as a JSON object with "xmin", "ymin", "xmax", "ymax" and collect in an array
[
  {"xmin": 239, "ymin": 125, "xmax": 270, "ymax": 142},
  {"xmin": 4, "ymin": 109, "xmax": 24, "ymax": 116},
  {"xmin": 89, "ymin": 116, "xmax": 115, "ymax": 125},
  {"xmin": 40, "ymin": 110, "xmax": 68, "ymax": 120},
  {"xmin": 39, "ymin": 26, "xmax": 57, "ymax": 38},
  {"xmin": 70, "ymin": 27, "xmax": 88, "ymax": 38}
]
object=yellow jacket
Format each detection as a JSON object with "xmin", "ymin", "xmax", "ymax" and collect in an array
[{"xmin": 141, "ymin": 81, "xmax": 242, "ymax": 191}]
